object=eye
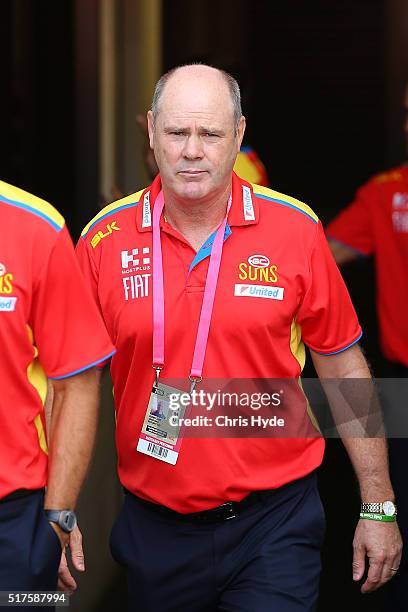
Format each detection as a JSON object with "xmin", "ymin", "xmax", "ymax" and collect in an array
[{"xmin": 170, "ymin": 131, "xmax": 185, "ymax": 136}]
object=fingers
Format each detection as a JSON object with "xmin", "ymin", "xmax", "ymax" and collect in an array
[
  {"xmin": 57, "ymin": 548, "xmax": 77, "ymax": 595},
  {"xmin": 361, "ymin": 557, "xmax": 384, "ymax": 593},
  {"xmin": 379, "ymin": 551, "xmax": 402, "ymax": 586},
  {"xmin": 57, "ymin": 527, "xmax": 85, "ymax": 595},
  {"xmin": 361, "ymin": 549, "xmax": 402, "ymax": 593},
  {"xmin": 380, "ymin": 565, "xmax": 397, "ymax": 585},
  {"xmin": 352, "ymin": 543, "xmax": 365, "ymax": 581},
  {"xmin": 353, "ymin": 520, "xmax": 403, "ymax": 593},
  {"xmin": 48, "ymin": 521, "xmax": 69, "ymax": 550},
  {"xmin": 69, "ymin": 526, "xmax": 85, "ymax": 572}
]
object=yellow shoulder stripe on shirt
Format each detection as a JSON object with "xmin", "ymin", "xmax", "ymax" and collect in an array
[
  {"xmin": 252, "ymin": 184, "xmax": 319, "ymax": 224},
  {"xmin": 374, "ymin": 169, "xmax": 402, "ymax": 184},
  {"xmin": 81, "ymin": 189, "xmax": 144, "ymax": 238},
  {"xmin": 0, "ymin": 180, "xmax": 65, "ymax": 231}
]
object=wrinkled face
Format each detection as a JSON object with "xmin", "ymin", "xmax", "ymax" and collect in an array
[{"xmin": 147, "ymin": 68, "xmax": 245, "ymax": 203}]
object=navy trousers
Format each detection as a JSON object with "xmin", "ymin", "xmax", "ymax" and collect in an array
[
  {"xmin": 110, "ymin": 472, "xmax": 325, "ymax": 612},
  {"xmin": 0, "ymin": 490, "xmax": 61, "ymax": 611}
]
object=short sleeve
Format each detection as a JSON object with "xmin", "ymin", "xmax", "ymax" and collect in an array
[
  {"xmin": 297, "ymin": 221, "xmax": 362, "ymax": 355},
  {"xmin": 326, "ymin": 182, "xmax": 375, "ymax": 255},
  {"xmin": 75, "ymin": 234, "xmax": 103, "ymax": 316},
  {"xmin": 75, "ymin": 234, "xmax": 113, "ymax": 370},
  {"xmin": 30, "ymin": 225, "xmax": 115, "ymax": 379}
]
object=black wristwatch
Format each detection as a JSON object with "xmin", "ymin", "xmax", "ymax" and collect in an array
[{"xmin": 45, "ymin": 510, "xmax": 77, "ymax": 533}]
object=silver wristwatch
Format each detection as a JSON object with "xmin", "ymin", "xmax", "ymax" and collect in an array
[{"xmin": 360, "ymin": 501, "xmax": 397, "ymax": 517}]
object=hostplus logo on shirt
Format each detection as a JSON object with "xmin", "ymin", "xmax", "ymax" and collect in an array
[{"xmin": 121, "ymin": 247, "xmax": 151, "ymax": 300}]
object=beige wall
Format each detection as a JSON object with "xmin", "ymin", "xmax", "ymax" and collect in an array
[{"xmin": 100, "ymin": 0, "xmax": 162, "ymax": 200}]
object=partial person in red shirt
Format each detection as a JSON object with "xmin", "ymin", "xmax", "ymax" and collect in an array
[
  {"xmin": 0, "ymin": 181, "xmax": 115, "ymax": 606},
  {"xmin": 78, "ymin": 65, "xmax": 401, "ymax": 612},
  {"xmin": 326, "ymin": 83, "xmax": 408, "ymax": 612}
]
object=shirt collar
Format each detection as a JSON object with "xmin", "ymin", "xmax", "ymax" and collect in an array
[
  {"xmin": 228, "ymin": 171, "xmax": 259, "ymax": 227},
  {"xmin": 136, "ymin": 171, "xmax": 259, "ymax": 233}
]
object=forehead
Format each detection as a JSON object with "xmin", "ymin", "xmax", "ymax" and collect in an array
[{"xmin": 159, "ymin": 72, "xmax": 234, "ymax": 125}]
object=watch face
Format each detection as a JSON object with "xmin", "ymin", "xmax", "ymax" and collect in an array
[
  {"xmin": 383, "ymin": 501, "xmax": 396, "ymax": 516},
  {"xmin": 60, "ymin": 511, "xmax": 77, "ymax": 532}
]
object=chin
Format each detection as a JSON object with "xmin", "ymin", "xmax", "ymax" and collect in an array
[{"xmin": 178, "ymin": 182, "xmax": 212, "ymax": 201}]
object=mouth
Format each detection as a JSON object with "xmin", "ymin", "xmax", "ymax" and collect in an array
[{"xmin": 178, "ymin": 170, "xmax": 207, "ymax": 178}]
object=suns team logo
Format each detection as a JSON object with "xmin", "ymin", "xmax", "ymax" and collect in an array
[
  {"xmin": 0, "ymin": 265, "xmax": 13, "ymax": 294},
  {"xmin": 0, "ymin": 263, "xmax": 17, "ymax": 311},
  {"xmin": 234, "ymin": 254, "xmax": 284, "ymax": 300},
  {"xmin": 238, "ymin": 254, "xmax": 279, "ymax": 283}
]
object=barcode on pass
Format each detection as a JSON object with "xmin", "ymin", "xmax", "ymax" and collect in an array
[
  {"xmin": 147, "ymin": 442, "xmax": 168, "ymax": 458},
  {"xmin": 137, "ymin": 437, "xmax": 177, "ymax": 464}
]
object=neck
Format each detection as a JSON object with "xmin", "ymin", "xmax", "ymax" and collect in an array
[{"xmin": 162, "ymin": 183, "xmax": 231, "ymax": 249}]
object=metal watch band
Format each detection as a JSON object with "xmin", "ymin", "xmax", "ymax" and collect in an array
[
  {"xmin": 361, "ymin": 501, "xmax": 397, "ymax": 516},
  {"xmin": 361, "ymin": 502, "xmax": 382, "ymax": 514}
]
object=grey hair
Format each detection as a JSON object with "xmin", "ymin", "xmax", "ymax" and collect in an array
[{"xmin": 151, "ymin": 63, "xmax": 243, "ymax": 130}]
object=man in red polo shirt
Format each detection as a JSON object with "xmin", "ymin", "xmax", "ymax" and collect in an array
[
  {"xmin": 77, "ymin": 65, "xmax": 402, "ymax": 612},
  {"xmin": 326, "ymin": 83, "xmax": 408, "ymax": 611},
  {"xmin": 0, "ymin": 181, "xmax": 115, "ymax": 603}
]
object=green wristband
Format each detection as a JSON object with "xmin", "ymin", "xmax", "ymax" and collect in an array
[{"xmin": 360, "ymin": 512, "xmax": 396, "ymax": 522}]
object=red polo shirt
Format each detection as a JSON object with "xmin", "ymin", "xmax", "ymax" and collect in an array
[
  {"xmin": 77, "ymin": 173, "xmax": 361, "ymax": 512},
  {"xmin": 327, "ymin": 165, "xmax": 408, "ymax": 366},
  {"xmin": 0, "ymin": 180, "xmax": 115, "ymax": 499}
]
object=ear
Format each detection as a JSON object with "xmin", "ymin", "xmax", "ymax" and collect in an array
[
  {"xmin": 236, "ymin": 115, "xmax": 246, "ymax": 150},
  {"xmin": 147, "ymin": 110, "xmax": 155, "ymax": 149}
]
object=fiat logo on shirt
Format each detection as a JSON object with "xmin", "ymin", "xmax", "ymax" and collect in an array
[{"xmin": 247, "ymin": 255, "xmax": 270, "ymax": 269}]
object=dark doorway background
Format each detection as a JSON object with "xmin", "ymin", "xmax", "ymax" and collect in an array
[
  {"xmin": 0, "ymin": 0, "xmax": 99, "ymax": 241},
  {"xmin": 0, "ymin": 0, "xmax": 75, "ymax": 224},
  {"xmin": 162, "ymin": 0, "xmax": 385, "ymax": 368},
  {"xmin": 2, "ymin": 1, "xmax": 407, "ymax": 609}
]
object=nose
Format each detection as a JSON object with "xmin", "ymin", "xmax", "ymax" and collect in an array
[{"xmin": 182, "ymin": 134, "xmax": 204, "ymax": 160}]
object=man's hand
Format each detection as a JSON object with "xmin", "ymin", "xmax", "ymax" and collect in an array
[
  {"xmin": 352, "ymin": 519, "xmax": 402, "ymax": 593},
  {"xmin": 49, "ymin": 521, "xmax": 69, "ymax": 550},
  {"xmin": 56, "ymin": 526, "xmax": 85, "ymax": 594}
]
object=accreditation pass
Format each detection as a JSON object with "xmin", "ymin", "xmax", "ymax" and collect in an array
[{"xmin": 137, "ymin": 382, "xmax": 187, "ymax": 465}]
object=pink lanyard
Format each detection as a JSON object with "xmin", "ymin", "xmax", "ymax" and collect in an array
[{"xmin": 152, "ymin": 190, "xmax": 231, "ymax": 390}]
